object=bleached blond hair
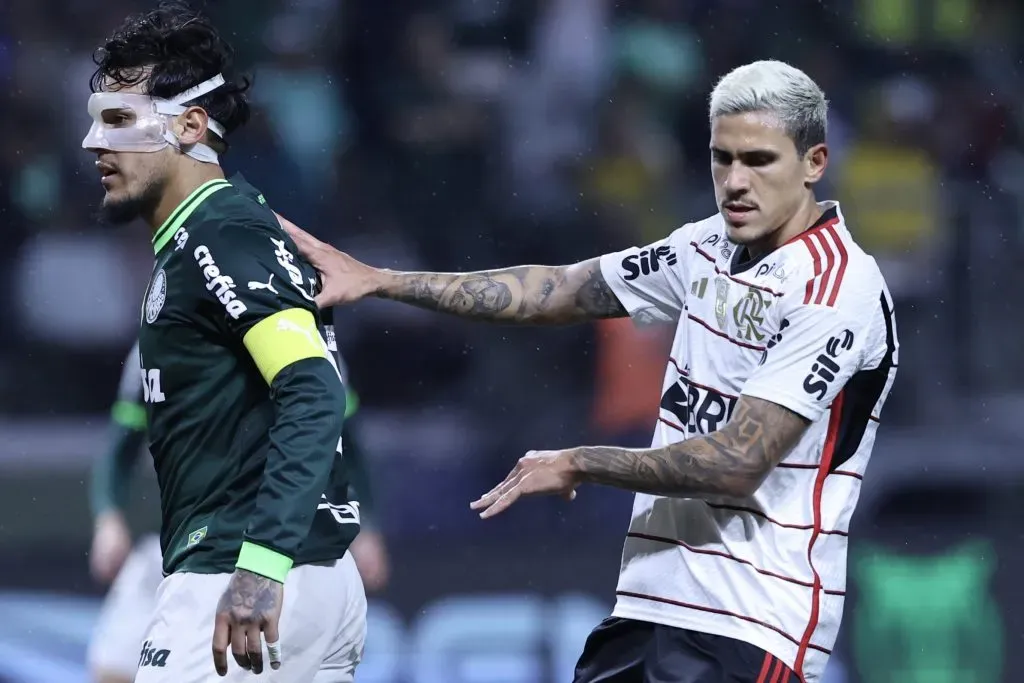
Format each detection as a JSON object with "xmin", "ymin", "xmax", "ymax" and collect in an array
[{"xmin": 709, "ymin": 60, "xmax": 828, "ymax": 154}]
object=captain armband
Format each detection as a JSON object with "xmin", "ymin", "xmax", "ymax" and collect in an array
[{"xmin": 243, "ymin": 308, "xmax": 329, "ymax": 385}]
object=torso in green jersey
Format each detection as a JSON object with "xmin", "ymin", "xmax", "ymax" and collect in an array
[{"xmin": 139, "ymin": 175, "xmax": 359, "ymax": 576}]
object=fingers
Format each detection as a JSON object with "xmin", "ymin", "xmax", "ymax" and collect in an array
[
  {"xmin": 213, "ymin": 617, "xmax": 281, "ymax": 676},
  {"xmin": 470, "ymin": 469, "xmax": 521, "ymax": 511},
  {"xmin": 479, "ymin": 483, "xmax": 524, "ymax": 519},
  {"xmin": 278, "ymin": 216, "xmax": 326, "ymax": 256},
  {"xmin": 231, "ymin": 624, "xmax": 249, "ymax": 671},
  {"xmin": 265, "ymin": 615, "xmax": 282, "ymax": 670},
  {"xmin": 470, "ymin": 451, "xmax": 579, "ymax": 519},
  {"xmin": 212, "ymin": 614, "xmax": 230, "ymax": 677},
  {"xmin": 471, "ymin": 470, "xmax": 527, "ymax": 519},
  {"xmin": 246, "ymin": 625, "xmax": 264, "ymax": 675}
]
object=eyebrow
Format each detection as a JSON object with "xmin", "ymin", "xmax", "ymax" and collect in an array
[{"xmin": 710, "ymin": 146, "xmax": 780, "ymax": 159}]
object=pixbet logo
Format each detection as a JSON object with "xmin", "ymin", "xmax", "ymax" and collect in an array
[
  {"xmin": 803, "ymin": 329, "xmax": 855, "ymax": 401},
  {"xmin": 621, "ymin": 245, "xmax": 677, "ymax": 281}
]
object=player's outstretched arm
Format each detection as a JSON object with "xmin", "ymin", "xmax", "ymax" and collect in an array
[
  {"xmin": 470, "ymin": 396, "xmax": 810, "ymax": 518},
  {"xmin": 279, "ymin": 215, "xmax": 627, "ymax": 324},
  {"xmin": 569, "ymin": 396, "xmax": 809, "ymax": 498}
]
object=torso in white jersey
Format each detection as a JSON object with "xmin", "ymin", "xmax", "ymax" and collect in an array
[{"xmin": 598, "ymin": 202, "xmax": 898, "ymax": 683}]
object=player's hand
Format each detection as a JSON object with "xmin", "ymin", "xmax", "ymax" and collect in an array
[
  {"xmin": 470, "ymin": 450, "xmax": 581, "ymax": 519},
  {"xmin": 89, "ymin": 510, "xmax": 132, "ymax": 584},
  {"xmin": 275, "ymin": 213, "xmax": 380, "ymax": 308},
  {"xmin": 350, "ymin": 529, "xmax": 391, "ymax": 592},
  {"xmin": 212, "ymin": 569, "xmax": 284, "ymax": 676}
]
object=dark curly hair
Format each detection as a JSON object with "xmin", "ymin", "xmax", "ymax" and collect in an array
[{"xmin": 90, "ymin": 1, "xmax": 251, "ymax": 154}]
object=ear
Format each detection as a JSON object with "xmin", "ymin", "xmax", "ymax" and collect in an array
[
  {"xmin": 803, "ymin": 143, "xmax": 828, "ymax": 187},
  {"xmin": 172, "ymin": 106, "xmax": 210, "ymax": 147}
]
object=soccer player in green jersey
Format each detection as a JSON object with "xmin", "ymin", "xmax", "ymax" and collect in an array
[
  {"xmin": 82, "ymin": 3, "xmax": 367, "ymax": 680},
  {"xmin": 86, "ymin": 342, "xmax": 390, "ymax": 683}
]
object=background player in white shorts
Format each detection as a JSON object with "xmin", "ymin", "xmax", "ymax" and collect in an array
[
  {"xmin": 87, "ymin": 338, "xmax": 388, "ymax": 683},
  {"xmin": 283, "ymin": 59, "xmax": 899, "ymax": 683}
]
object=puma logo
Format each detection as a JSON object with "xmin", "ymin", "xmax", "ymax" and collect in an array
[
  {"xmin": 247, "ymin": 274, "xmax": 278, "ymax": 294},
  {"xmin": 276, "ymin": 318, "xmax": 321, "ymax": 351}
]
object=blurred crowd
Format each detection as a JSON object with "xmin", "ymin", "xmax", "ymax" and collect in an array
[{"xmin": 3, "ymin": 0, "xmax": 1024, "ymax": 531}]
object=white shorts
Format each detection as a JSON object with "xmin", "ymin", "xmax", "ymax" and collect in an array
[
  {"xmin": 134, "ymin": 552, "xmax": 366, "ymax": 683},
  {"xmin": 88, "ymin": 534, "xmax": 164, "ymax": 677}
]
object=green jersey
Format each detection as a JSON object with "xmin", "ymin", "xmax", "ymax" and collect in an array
[{"xmin": 138, "ymin": 174, "xmax": 359, "ymax": 582}]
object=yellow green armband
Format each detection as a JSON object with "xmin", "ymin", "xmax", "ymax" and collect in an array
[
  {"xmin": 243, "ymin": 308, "xmax": 329, "ymax": 385},
  {"xmin": 236, "ymin": 541, "xmax": 293, "ymax": 583}
]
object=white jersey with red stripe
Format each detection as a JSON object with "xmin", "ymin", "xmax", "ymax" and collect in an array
[{"xmin": 598, "ymin": 202, "xmax": 898, "ymax": 683}]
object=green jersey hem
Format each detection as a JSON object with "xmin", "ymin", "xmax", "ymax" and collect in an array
[{"xmin": 235, "ymin": 541, "xmax": 293, "ymax": 583}]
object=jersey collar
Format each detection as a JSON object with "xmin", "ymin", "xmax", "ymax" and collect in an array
[
  {"xmin": 152, "ymin": 178, "xmax": 232, "ymax": 254},
  {"xmin": 729, "ymin": 204, "xmax": 840, "ymax": 275}
]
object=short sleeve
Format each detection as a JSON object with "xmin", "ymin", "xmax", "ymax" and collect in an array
[
  {"xmin": 116, "ymin": 340, "xmax": 143, "ymax": 403},
  {"xmin": 741, "ymin": 293, "xmax": 871, "ymax": 422},
  {"xmin": 187, "ymin": 219, "xmax": 331, "ymax": 384},
  {"xmin": 598, "ymin": 231, "xmax": 688, "ymax": 323},
  {"xmin": 111, "ymin": 339, "xmax": 146, "ymax": 430}
]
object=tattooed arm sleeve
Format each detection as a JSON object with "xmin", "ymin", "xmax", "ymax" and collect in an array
[
  {"xmin": 372, "ymin": 258, "xmax": 627, "ymax": 324},
  {"xmin": 569, "ymin": 396, "xmax": 810, "ymax": 498}
]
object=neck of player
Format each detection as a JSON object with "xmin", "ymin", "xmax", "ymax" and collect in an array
[
  {"xmin": 148, "ymin": 162, "xmax": 226, "ymax": 231},
  {"xmin": 746, "ymin": 194, "xmax": 824, "ymax": 260}
]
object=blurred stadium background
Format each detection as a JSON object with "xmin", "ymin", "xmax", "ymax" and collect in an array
[{"xmin": 2, "ymin": 0, "xmax": 1023, "ymax": 681}]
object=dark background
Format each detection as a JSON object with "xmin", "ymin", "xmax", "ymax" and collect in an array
[{"xmin": 2, "ymin": 0, "xmax": 1023, "ymax": 681}]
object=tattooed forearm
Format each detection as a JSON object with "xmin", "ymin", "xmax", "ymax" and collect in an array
[
  {"xmin": 217, "ymin": 569, "xmax": 280, "ymax": 623},
  {"xmin": 373, "ymin": 258, "xmax": 627, "ymax": 324},
  {"xmin": 570, "ymin": 396, "xmax": 810, "ymax": 498}
]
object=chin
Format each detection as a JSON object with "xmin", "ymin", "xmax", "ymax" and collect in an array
[
  {"xmin": 100, "ymin": 192, "xmax": 145, "ymax": 225},
  {"xmin": 100, "ymin": 177, "xmax": 163, "ymax": 225},
  {"xmin": 724, "ymin": 223, "xmax": 763, "ymax": 245}
]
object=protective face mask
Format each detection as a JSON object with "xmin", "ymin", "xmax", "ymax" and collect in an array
[{"xmin": 82, "ymin": 74, "xmax": 227, "ymax": 164}]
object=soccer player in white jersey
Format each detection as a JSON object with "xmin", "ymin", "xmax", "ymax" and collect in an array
[{"xmin": 283, "ymin": 60, "xmax": 899, "ymax": 683}]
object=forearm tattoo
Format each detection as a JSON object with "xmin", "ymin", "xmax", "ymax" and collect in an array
[
  {"xmin": 571, "ymin": 397, "xmax": 810, "ymax": 498},
  {"xmin": 375, "ymin": 259, "xmax": 627, "ymax": 324}
]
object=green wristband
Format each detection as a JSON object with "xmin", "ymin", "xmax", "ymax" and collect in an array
[
  {"xmin": 235, "ymin": 541, "xmax": 293, "ymax": 583},
  {"xmin": 111, "ymin": 400, "xmax": 147, "ymax": 430}
]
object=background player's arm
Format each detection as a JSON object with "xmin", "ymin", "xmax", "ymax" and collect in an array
[
  {"xmin": 90, "ymin": 342, "xmax": 147, "ymax": 518},
  {"xmin": 89, "ymin": 405, "xmax": 147, "ymax": 518},
  {"xmin": 569, "ymin": 396, "xmax": 809, "ymax": 498},
  {"xmin": 89, "ymin": 341, "xmax": 147, "ymax": 582},
  {"xmin": 342, "ymin": 413, "xmax": 377, "ymax": 524},
  {"xmin": 341, "ymin": 388, "xmax": 392, "ymax": 591}
]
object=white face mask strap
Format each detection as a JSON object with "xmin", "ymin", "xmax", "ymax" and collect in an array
[{"xmin": 154, "ymin": 74, "xmax": 228, "ymax": 138}]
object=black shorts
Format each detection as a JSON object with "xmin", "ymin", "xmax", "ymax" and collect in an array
[{"xmin": 573, "ymin": 617, "xmax": 799, "ymax": 683}]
